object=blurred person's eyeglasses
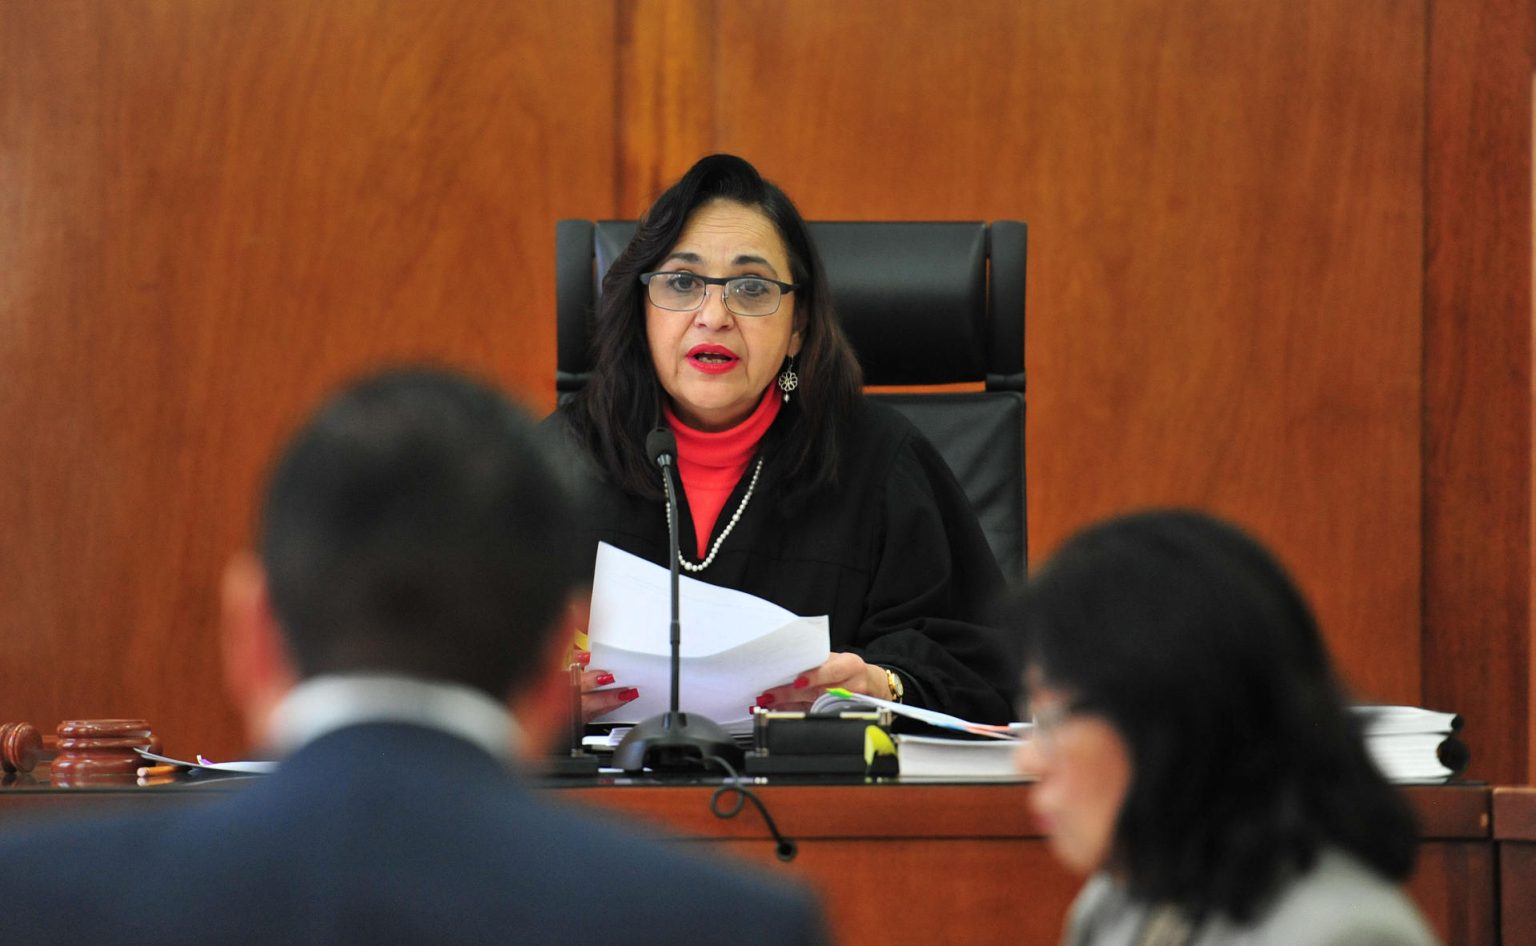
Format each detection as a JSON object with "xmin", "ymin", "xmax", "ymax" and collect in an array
[
  {"xmin": 640, "ymin": 271, "xmax": 798, "ymax": 317},
  {"xmin": 1029, "ymin": 700, "xmax": 1092, "ymax": 752}
]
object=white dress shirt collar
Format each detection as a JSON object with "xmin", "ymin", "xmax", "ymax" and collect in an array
[{"xmin": 264, "ymin": 673, "xmax": 521, "ymax": 763}]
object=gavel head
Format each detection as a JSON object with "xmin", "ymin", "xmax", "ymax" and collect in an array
[{"xmin": 0, "ymin": 722, "xmax": 43, "ymax": 774}]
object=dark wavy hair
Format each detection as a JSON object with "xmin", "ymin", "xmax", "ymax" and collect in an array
[
  {"xmin": 1005, "ymin": 509, "xmax": 1416, "ymax": 923},
  {"xmin": 565, "ymin": 154, "xmax": 863, "ymax": 502},
  {"xmin": 261, "ymin": 367, "xmax": 587, "ymax": 698}
]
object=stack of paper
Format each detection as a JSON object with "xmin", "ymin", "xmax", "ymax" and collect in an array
[
  {"xmin": 892, "ymin": 734, "xmax": 1027, "ymax": 780},
  {"xmin": 1353, "ymin": 705, "xmax": 1469, "ymax": 783}
]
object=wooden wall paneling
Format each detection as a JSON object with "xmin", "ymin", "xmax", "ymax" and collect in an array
[
  {"xmin": 616, "ymin": 0, "xmax": 717, "ymax": 215},
  {"xmin": 561, "ymin": 783, "xmax": 1077, "ymax": 946},
  {"xmin": 1502, "ymin": 843, "xmax": 1536, "ymax": 945},
  {"xmin": 711, "ymin": 838, "xmax": 1073, "ymax": 946},
  {"xmin": 0, "ymin": 0, "xmax": 618, "ymax": 758},
  {"xmin": 1406, "ymin": 784, "xmax": 1496, "ymax": 946},
  {"xmin": 1406, "ymin": 842, "xmax": 1497, "ymax": 946},
  {"xmin": 5, "ymin": 0, "xmax": 1528, "ymax": 784},
  {"xmin": 709, "ymin": 1, "xmax": 1425, "ymax": 703},
  {"xmin": 1424, "ymin": 0, "xmax": 1536, "ymax": 784},
  {"xmin": 0, "ymin": 781, "xmax": 1502, "ymax": 946},
  {"xmin": 1495, "ymin": 787, "xmax": 1536, "ymax": 945},
  {"xmin": 556, "ymin": 783, "xmax": 1492, "ymax": 946}
]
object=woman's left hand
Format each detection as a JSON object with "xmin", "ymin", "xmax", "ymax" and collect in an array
[{"xmin": 753, "ymin": 652, "xmax": 890, "ymax": 713}]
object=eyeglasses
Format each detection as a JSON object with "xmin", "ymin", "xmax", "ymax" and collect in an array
[
  {"xmin": 1029, "ymin": 700, "xmax": 1091, "ymax": 750},
  {"xmin": 640, "ymin": 271, "xmax": 798, "ymax": 317}
]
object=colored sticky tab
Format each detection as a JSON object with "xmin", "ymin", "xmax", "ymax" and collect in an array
[{"xmin": 864, "ymin": 725, "xmax": 897, "ymax": 765}]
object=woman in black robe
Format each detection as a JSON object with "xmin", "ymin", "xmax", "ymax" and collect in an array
[{"xmin": 555, "ymin": 154, "xmax": 1014, "ymax": 725}]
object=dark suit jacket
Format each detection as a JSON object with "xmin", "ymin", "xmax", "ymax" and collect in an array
[{"xmin": 0, "ymin": 723, "xmax": 829, "ymax": 944}]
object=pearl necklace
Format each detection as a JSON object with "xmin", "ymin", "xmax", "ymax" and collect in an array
[{"xmin": 665, "ymin": 456, "xmax": 764, "ymax": 573}]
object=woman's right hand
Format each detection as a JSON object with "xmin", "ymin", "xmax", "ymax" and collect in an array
[{"xmin": 573, "ymin": 650, "xmax": 640, "ymax": 722}]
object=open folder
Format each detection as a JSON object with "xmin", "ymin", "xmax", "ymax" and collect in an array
[{"xmin": 586, "ymin": 542, "xmax": 830, "ymax": 734}]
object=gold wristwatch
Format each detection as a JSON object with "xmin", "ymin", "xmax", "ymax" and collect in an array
[{"xmin": 882, "ymin": 667, "xmax": 905, "ymax": 703}]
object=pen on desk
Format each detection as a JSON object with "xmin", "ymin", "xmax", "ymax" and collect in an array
[{"xmin": 136, "ymin": 764, "xmax": 179, "ymax": 778}]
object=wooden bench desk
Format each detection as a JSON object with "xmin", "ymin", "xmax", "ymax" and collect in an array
[{"xmin": 0, "ymin": 770, "xmax": 1501, "ymax": 945}]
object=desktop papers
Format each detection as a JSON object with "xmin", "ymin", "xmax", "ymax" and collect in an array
[
  {"xmin": 587, "ymin": 542, "xmax": 830, "ymax": 733},
  {"xmin": 134, "ymin": 749, "xmax": 277, "ymax": 775},
  {"xmin": 1352, "ymin": 705, "xmax": 1469, "ymax": 783},
  {"xmin": 893, "ymin": 734, "xmax": 1028, "ymax": 780}
]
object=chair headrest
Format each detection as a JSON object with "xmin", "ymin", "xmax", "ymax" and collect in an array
[
  {"xmin": 580, "ymin": 220, "xmax": 1024, "ymax": 389},
  {"xmin": 811, "ymin": 222, "xmax": 987, "ymax": 386}
]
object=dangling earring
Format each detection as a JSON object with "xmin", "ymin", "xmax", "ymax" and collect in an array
[{"xmin": 777, "ymin": 357, "xmax": 800, "ymax": 402}]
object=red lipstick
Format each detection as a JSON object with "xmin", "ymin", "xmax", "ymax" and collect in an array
[{"xmin": 686, "ymin": 344, "xmax": 739, "ymax": 374}]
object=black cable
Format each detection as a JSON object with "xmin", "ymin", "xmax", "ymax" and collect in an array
[{"xmin": 705, "ymin": 755, "xmax": 797, "ymax": 862}]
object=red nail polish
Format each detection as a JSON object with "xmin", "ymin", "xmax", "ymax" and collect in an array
[
  {"xmin": 576, "ymin": 651, "xmax": 591, "ymax": 666},
  {"xmin": 595, "ymin": 672, "xmax": 616, "ymax": 686},
  {"xmin": 793, "ymin": 676, "xmax": 809, "ymax": 689},
  {"xmin": 756, "ymin": 693, "xmax": 776, "ymax": 708},
  {"xmin": 620, "ymin": 688, "xmax": 640, "ymax": 701}
]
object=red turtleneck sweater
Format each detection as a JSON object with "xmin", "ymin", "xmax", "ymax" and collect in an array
[{"xmin": 663, "ymin": 389, "xmax": 781, "ymax": 558}]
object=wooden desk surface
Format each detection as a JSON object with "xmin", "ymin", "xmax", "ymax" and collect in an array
[{"xmin": 0, "ymin": 771, "xmax": 1503, "ymax": 946}]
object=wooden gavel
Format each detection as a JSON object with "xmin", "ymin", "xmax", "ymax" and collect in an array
[
  {"xmin": 1, "ymin": 720, "xmax": 160, "ymax": 782},
  {"xmin": 0, "ymin": 722, "xmax": 43, "ymax": 774}
]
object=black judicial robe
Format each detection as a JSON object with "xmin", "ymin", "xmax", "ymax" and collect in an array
[{"xmin": 553, "ymin": 399, "xmax": 1016, "ymax": 724}]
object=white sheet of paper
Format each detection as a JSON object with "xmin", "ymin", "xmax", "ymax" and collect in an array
[
  {"xmin": 587, "ymin": 542, "xmax": 830, "ymax": 728},
  {"xmin": 134, "ymin": 748, "xmax": 277, "ymax": 775}
]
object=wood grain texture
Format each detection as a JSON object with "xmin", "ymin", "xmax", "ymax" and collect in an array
[
  {"xmin": 1407, "ymin": 842, "xmax": 1497, "ymax": 946},
  {"xmin": 555, "ymin": 782, "xmax": 1040, "ymax": 839},
  {"xmin": 0, "ymin": 778, "xmax": 1504, "ymax": 945},
  {"xmin": 1408, "ymin": 783, "xmax": 1492, "ymax": 839},
  {"xmin": 1424, "ymin": 0, "xmax": 1536, "ymax": 785},
  {"xmin": 3, "ymin": 0, "xmax": 1532, "ymax": 783},
  {"xmin": 616, "ymin": 0, "xmax": 716, "ymax": 215},
  {"xmin": 1501, "ymin": 843, "xmax": 1536, "ymax": 946},
  {"xmin": 558, "ymin": 782, "xmax": 1075, "ymax": 945},
  {"xmin": 0, "ymin": 0, "xmax": 617, "ymax": 758},
  {"xmin": 710, "ymin": 0, "xmax": 1424, "ymax": 704},
  {"xmin": 1493, "ymin": 785, "xmax": 1536, "ymax": 840},
  {"xmin": 556, "ymin": 781, "xmax": 1492, "ymax": 946},
  {"xmin": 708, "ymin": 837, "xmax": 1074, "ymax": 946},
  {"xmin": 1402, "ymin": 787, "xmax": 1496, "ymax": 946}
]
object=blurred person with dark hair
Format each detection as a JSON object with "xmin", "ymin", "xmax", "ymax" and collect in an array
[
  {"xmin": 557, "ymin": 153, "xmax": 1014, "ymax": 725},
  {"xmin": 1004, "ymin": 509, "xmax": 1437, "ymax": 946},
  {"xmin": 0, "ymin": 367, "xmax": 828, "ymax": 946}
]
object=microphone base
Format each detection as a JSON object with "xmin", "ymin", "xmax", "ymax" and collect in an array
[
  {"xmin": 612, "ymin": 711, "xmax": 744, "ymax": 774},
  {"xmin": 539, "ymin": 749, "xmax": 602, "ymax": 778}
]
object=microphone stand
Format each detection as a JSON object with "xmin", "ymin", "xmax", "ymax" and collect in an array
[{"xmin": 612, "ymin": 429, "xmax": 743, "ymax": 774}]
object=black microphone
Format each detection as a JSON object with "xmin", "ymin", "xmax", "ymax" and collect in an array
[
  {"xmin": 612, "ymin": 427, "xmax": 742, "ymax": 773},
  {"xmin": 646, "ymin": 427, "xmax": 682, "ymax": 716},
  {"xmin": 645, "ymin": 427, "xmax": 677, "ymax": 470}
]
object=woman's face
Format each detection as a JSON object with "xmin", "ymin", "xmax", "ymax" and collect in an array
[
  {"xmin": 1015, "ymin": 681, "xmax": 1132, "ymax": 876},
  {"xmin": 645, "ymin": 199, "xmax": 803, "ymax": 431}
]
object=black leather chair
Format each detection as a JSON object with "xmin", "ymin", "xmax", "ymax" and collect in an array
[{"xmin": 555, "ymin": 219, "xmax": 1027, "ymax": 580}]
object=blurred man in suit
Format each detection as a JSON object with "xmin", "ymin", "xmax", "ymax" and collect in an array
[{"xmin": 0, "ymin": 367, "xmax": 828, "ymax": 945}]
